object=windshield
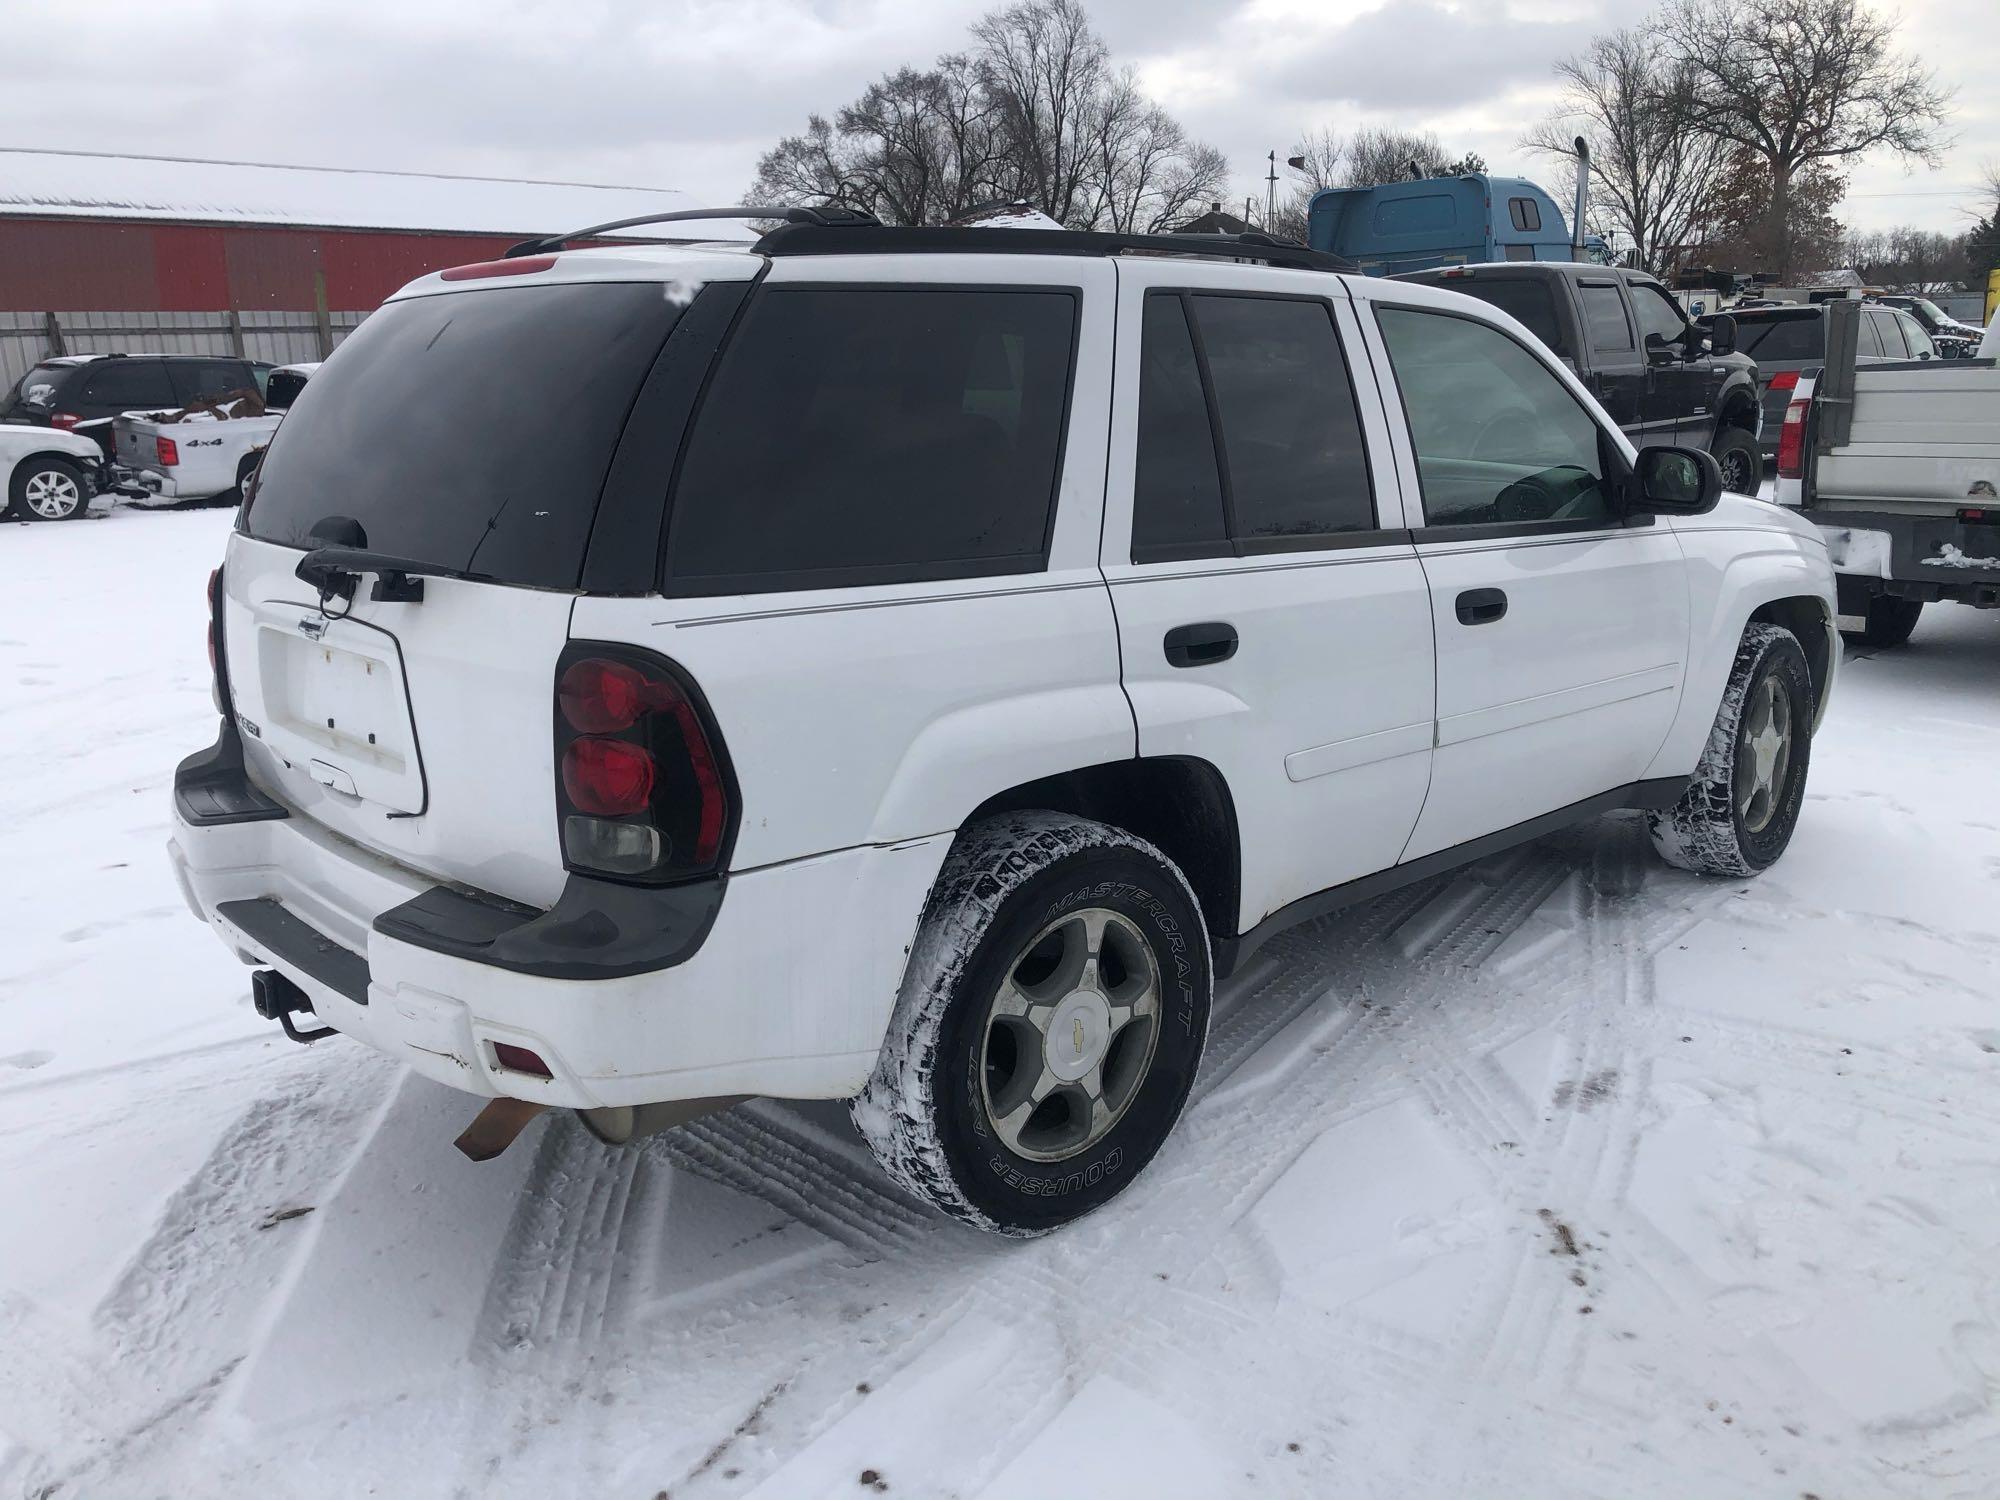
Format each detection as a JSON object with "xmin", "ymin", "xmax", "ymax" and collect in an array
[{"xmin": 244, "ymin": 282, "xmax": 685, "ymax": 589}]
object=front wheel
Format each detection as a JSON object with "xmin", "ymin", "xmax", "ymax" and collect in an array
[
  {"xmin": 1709, "ymin": 426, "xmax": 1762, "ymax": 495},
  {"xmin": 1649, "ymin": 623, "xmax": 1813, "ymax": 877},
  {"xmin": 9, "ymin": 456, "xmax": 89, "ymax": 521},
  {"xmin": 853, "ymin": 812, "xmax": 1212, "ymax": 1236}
]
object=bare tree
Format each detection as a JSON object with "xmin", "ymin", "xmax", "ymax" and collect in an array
[
  {"xmin": 1655, "ymin": 0, "xmax": 1953, "ymax": 279},
  {"xmin": 752, "ymin": 0, "xmax": 1225, "ymax": 232},
  {"xmin": 1523, "ymin": 29, "xmax": 1732, "ymax": 276},
  {"xmin": 1341, "ymin": 127, "xmax": 1483, "ymax": 188}
]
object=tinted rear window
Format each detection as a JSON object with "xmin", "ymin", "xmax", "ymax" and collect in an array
[
  {"xmin": 7, "ymin": 362, "xmax": 74, "ymax": 411},
  {"xmin": 1429, "ymin": 277, "xmax": 1565, "ymax": 353},
  {"xmin": 665, "ymin": 286, "xmax": 1077, "ymax": 595},
  {"xmin": 1734, "ymin": 314, "xmax": 1823, "ymax": 362},
  {"xmin": 77, "ymin": 360, "xmax": 176, "ymax": 409},
  {"xmin": 245, "ymin": 283, "xmax": 683, "ymax": 589}
]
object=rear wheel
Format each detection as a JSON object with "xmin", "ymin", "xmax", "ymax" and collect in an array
[
  {"xmin": 1709, "ymin": 426, "xmax": 1761, "ymax": 495},
  {"xmin": 1843, "ymin": 595, "xmax": 1923, "ymax": 649},
  {"xmin": 1649, "ymin": 623, "xmax": 1813, "ymax": 877},
  {"xmin": 9, "ymin": 457, "xmax": 88, "ymax": 521},
  {"xmin": 854, "ymin": 812, "xmax": 1211, "ymax": 1236}
]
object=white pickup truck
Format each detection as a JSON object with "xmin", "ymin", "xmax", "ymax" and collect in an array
[
  {"xmin": 113, "ymin": 363, "xmax": 316, "ymax": 506},
  {"xmin": 1775, "ymin": 299, "xmax": 2000, "ymax": 645}
]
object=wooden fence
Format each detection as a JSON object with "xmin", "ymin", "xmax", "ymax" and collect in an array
[{"xmin": 0, "ymin": 310, "xmax": 369, "ymax": 390}]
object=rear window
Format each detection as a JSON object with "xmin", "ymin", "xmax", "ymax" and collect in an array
[
  {"xmin": 6, "ymin": 362, "xmax": 74, "ymax": 411},
  {"xmin": 264, "ymin": 369, "xmax": 311, "ymax": 410},
  {"xmin": 245, "ymin": 282, "xmax": 684, "ymax": 589},
  {"xmin": 1429, "ymin": 277, "xmax": 1566, "ymax": 354},
  {"xmin": 1733, "ymin": 313, "xmax": 1823, "ymax": 362},
  {"xmin": 665, "ymin": 286, "xmax": 1078, "ymax": 595}
]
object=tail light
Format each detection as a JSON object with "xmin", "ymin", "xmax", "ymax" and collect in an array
[
  {"xmin": 1776, "ymin": 397, "xmax": 1810, "ymax": 480},
  {"xmin": 1766, "ymin": 369, "xmax": 1799, "ymax": 395},
  {"xmin": 155, "ymin": 435, "xmax": 179, "ymax": 467},
  {"xmin": 206, "ymin": 566, "xmax": 231, "ymax": 714},
  {"xmin": 50, "ymin": 412, "xmax": 81, "ymax": 431},
  {"xmin": 553, "ymin": 644, "xmax": 736, "ymax": 884}
]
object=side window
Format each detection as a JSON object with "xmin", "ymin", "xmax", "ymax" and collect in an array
[
  {"xmin": 1187, "ymin": 294, "xmax": 1375, "ymax": 545},
  {"xmin": 1857, "ymin": 311, "xmax": 1889, "ymax": 358},
  {"xmin": 666, "ymin": 287, "xmax": 1078, "ymax": 595},
  {"xmin": 1376, "ymin": 306, "xmax": 1616, "ymax": 531},
  {"xmin": 1897, "ymin": 313, "xmax": 1934, "ymax": 359},
  {"xmin": 170, "ymin": 362, "xmax": 255, "ymax": 405},
  {"xmin": 1508, "ymin": 197, "xmax": 1543, "ymax": 233},
  {"xmin": 1631, "ymin": 283, "xmax": 1689, "ymax": 349},
  {"xmin": 76, "ymin": 360, "xmax": 176, "ymax": 409},
  {"xmin": 1579, "ymin": 283, "xmax": 1635, "ymax": 353},
  {"xmin": 1132, "ymin": 294, "xmax": 1227, "ymax": 560}
]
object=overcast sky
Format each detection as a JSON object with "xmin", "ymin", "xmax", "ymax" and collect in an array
[{"xmin": 1, "ymin": 0, "xmax": 1991, "ymax": 238}]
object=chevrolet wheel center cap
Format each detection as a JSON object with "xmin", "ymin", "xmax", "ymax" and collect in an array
[{"xmin": 1044, "ymin": 990, "xmax": 1112, "ymax": 1083}]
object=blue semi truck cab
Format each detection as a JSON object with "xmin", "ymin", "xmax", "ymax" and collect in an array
[{"xmin": 1306, "ymin": 172, "xmax": 1609, "ymax": 275}]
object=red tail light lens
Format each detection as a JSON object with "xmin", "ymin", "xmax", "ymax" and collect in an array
[
  {"xmin": 553, "ymin": 646, "xmax": 736, "ymax": 884},
  {"xmin": 491, "ymin": 1042, "xmax": 553, "ymax": 1079},
  {"xmin": 1766, "ymin": 369, "xmax": 1799, "ymax": 394},
  {"xmin": 155, "ymin": 435, "xmax": 179, "ymax": 467},
  {"xmin": 562, "ymin": 737, "xmax": 656, "ymax": 815},
  {"xmin": 50, "ymin": 412, "xmax": 81, "ymax": 431},
  {"xmin": 1777, "ymin": 398, "xmax": 1810, "ymax": 480}
]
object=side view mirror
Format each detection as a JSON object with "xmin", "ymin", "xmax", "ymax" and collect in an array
[
  {"xmin": 1644, "ymin": 332, "xmax": 1679, "ymax": 366},
  {"xmin": 1705, "ymin": 313, "xmax": 1737, "ymax": 356},
  {"xmin": 1633, "ymin": 445, "xmax": 1723, "ymax": 515}
]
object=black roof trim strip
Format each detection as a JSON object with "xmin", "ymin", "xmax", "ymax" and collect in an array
[
  {"xmin": 505, "ymin": 205, "xmax": 879, "ymax": 258},
  {"xmin": 751, "ymin": 222, "xmax": 1357, "ymax": 273}
]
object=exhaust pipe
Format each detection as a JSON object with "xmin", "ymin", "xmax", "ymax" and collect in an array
[{"xmin": 1571, "ymin": 135, "xmax": 1591, "ymax": 258}]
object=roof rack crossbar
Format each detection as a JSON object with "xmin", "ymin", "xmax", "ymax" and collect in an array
[
  {"xmin": 749, "ymin": 222, "xmax": 1357, "ymax": 273},
  {"xmin": 505, "ymin": 205, "xmax": 880, "ymax": 258}
]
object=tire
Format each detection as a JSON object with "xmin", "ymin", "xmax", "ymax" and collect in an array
[
  {"xmin": 8, "ymin": 456, "xmax": 89, "ymax": 521},
  {"xmin": 1709, "ymin": 426, "xmax": 1761, "ymax": 495},
  {"xmin": 853, "ymin": 812, "xmax": 1212, "ymax": 1237},
  {"xmin": 1648, "ymin": 623, "xmax": 1813, "ymax": 877},
  {"xmin": 1842, "ymin": 595, "xmax": 1923, "ymax": 649}
]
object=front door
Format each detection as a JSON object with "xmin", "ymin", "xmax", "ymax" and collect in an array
[
  {"xmin": 1101, "ymin": 260, "xmax": 1435, "ymax": 935},
  {"xmin": 1630, "ymin": 277, "xmax": 1714, "ymax": 447},
  {"xmin": 1362, "ymin": 296, "xmax": 1691, "ymax": 860}
]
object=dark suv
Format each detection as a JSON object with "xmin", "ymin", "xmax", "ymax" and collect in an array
[{"xmin": 0, "ymin": 355, "xmax": 273, "ymax": 453}]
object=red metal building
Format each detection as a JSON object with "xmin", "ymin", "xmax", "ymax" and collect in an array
[{"xmin": 0, "ymin": 148, "xmax": 746, "ymax": 314}]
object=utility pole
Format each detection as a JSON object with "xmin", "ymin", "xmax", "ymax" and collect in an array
[{"xmin": 1265, "ymin": 150, "xmax": 1278, "ymax": 230}]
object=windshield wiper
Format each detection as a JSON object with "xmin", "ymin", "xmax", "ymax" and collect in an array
[{"xmin": 295, "ymin": 547, "xmax": 490, "ymax": 605}]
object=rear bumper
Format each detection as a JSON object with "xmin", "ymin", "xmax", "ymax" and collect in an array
[
  {"xmin": 170, "ymin": 726, "xmax": 948, "ymax": 1108},
  {"xmin": 110, "ymin": 466, "xmax": 193, "ymax": 503},
  {"xmin": 1813, "ymin": 510, "xmax": 2000, "ymax": 607}
]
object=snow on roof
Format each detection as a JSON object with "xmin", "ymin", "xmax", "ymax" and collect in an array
[{"xmin": 0, "ymin": 148, "xmax": 755, "ymax": 241}]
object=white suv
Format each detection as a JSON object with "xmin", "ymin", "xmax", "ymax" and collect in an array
[{"xmin": 170, "ymin": 210, "xmax": 1839, "ymax": 1236}]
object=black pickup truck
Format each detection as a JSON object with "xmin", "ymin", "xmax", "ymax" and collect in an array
[{"xmin": 1398, "ymin": 261, "xmax": 1765, "ymax": 493}]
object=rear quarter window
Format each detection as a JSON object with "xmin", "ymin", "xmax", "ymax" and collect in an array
[
  {"xmin": 1734, "ymin": 314, "xmax": 1824, "ymax": 362},
  {"xmin": 664, "ymin": 286, "xmax": 1079, "ymax": 596},
  {"xmin": 244, "ymin": 281, "xmax": 686, "ymax": 589}
]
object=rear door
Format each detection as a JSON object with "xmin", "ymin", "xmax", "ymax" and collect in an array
[
  {"xmin": 570, "ymin": 254, "xmax": 1133, "ymax": 877},
  {"xmin": 223, "ymin": 275, "xmax": 710, "ymax": 908},
  {"xmin": 74, "ymin": 359, "xmax": 175, "ymax": 421},
  {"xmin": 1100, "ymin": 260, "xmax": 1434, "ymax": 934},
  {"xmin": 1363, "ymin": 293, "xmax": 1689, "ymax": 858},
  {"xmin": 1576, "ymin": 277, "xmax": 1645, "ymax": 438}
]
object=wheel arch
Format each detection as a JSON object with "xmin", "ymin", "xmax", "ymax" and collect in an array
[
  {"xmin": 1749, "ymin": 595, "xmax": 1834, "ymax": 724},
  {"xmin": 1712, "ymin": 381, "xmax": 1760, "ymax": 440},
  {"xmin": 960, "ymin": 756, "xmax": 1242, "ymax": 951}
]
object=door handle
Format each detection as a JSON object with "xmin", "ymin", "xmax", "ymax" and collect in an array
[
  {"xmin": 1163, "ymin": 621, "xmax": 1237, "ymax": 668},
  {"xmin": 1455, "ymin": 588, "xmax": 1508, "ymax": 626}
]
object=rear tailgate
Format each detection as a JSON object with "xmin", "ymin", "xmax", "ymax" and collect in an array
[
  {"xmin": 223, "ymin": 273, "xmax": 704, "ymax": 908},
  {"xmin": 114, "ymin": 413, "xmax": 167, "ymax": 470}
]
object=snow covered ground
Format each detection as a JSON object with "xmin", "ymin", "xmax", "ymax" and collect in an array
[{"xmin": 5, "ymin": 504, "xmax": 2000, "ymax": 1499}]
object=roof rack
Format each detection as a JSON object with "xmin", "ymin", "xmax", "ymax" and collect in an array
[
  {"xmin": 752, "ymin": 221, "xmax": 1358, "ymax": 273},
  {"xmin": 504, "ymin": 205, "xmax": 880, "ymax": 258},
  {"xmin": 505, "ymin": 204, "xmax": 1357, "ymax": 273}
]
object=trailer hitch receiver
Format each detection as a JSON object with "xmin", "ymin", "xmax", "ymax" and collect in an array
[{"xmin": 251, "ymin": 969, "xmax": 338, "ymax": 1044}]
